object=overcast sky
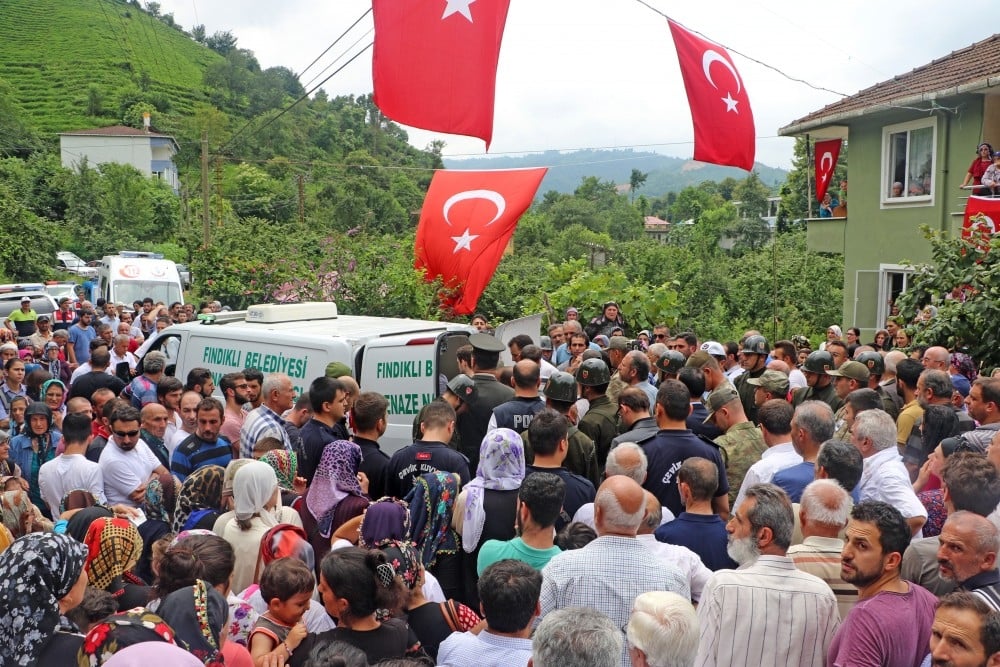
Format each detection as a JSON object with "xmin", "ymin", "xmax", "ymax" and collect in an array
[{"xmin": 156, "ymin": 0, "xmax": 985, "ymax": 169}]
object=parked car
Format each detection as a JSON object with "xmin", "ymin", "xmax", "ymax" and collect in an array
[
  {"xmin": 43, "ymin": 281, "xmax": 81, "ymax": 305},
  {"xmin": 56, "ymin": 251, "xmax": 97, "ymax": 278},
  {"xmin": 0, "ymin": 284, "xmax": 59, "ymax": 323}
]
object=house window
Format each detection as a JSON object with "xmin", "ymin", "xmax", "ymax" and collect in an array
[{"xmin": 882, "ymin": 118, "xmax": 935, "ymax": 203}]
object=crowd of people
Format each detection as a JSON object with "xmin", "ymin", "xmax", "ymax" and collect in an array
[{"xmin": 2, "ymin": 295, "xmax": 1000, "ymax": 666}]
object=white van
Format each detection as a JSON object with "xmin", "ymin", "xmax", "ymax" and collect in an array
[
  {"xmin": 137, "ymin": 301, "xmax": 541, "ymax": 454},
  {"xmin": 96, "ymin": 251, "xmax": 184, "ymax": 307}
]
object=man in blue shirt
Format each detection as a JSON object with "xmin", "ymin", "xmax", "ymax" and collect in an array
[
  {"xmin": 772, "ymin": 400, "xmax": 835, "ymax": 503},
  {"xmin": 170, "ymin": 398, "xmax": 232, "ymax": 481},
  {"xmin": 66, "ymin": 309, "xmax": 97, "ymax": 367},
  {"xmin": 656, "ymin": 456, "xmax": 737, "ymax": 571}
]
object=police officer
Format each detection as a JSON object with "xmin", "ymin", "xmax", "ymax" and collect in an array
[
  {"xmin": 733, "ymin": 334, "xmax": 769, "ymax": 423},
  {"xmin": 456, "ymin": 333, "xmax": 515, "ymax": 473},
  {"xmin": 576, "ymin": 358, "xmax": 618, "ymax": 470},
  {"xmin": 521, "ymin": 370, "xmax": 599, "ymax": 486},
  {"xmin": 855, "ymin": 350, "xmax": 899, "ymax": 419},
  {"xmin": 791, "ymin": 350, "xmax": 840, "ymax": 411}
]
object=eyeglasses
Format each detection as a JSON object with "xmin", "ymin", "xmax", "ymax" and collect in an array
[
  {"xmin": 654, "ymin": 334, "xmax": 667, "ymax": 339},
  {"xmin": 113, "ymin": 430, "xmax": 140, "ymax": 438}
]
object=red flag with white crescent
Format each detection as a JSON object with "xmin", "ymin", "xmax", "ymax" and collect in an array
[
  {"xmin": 962, "ymin": 195, "xmax": 1000, "ymax": 252},
  {"xmin": 814, "ymin": 139, "xmax": 842, "ymax": 202},
  {"xmin": 668, "ymin": 20, "xmax": 756, "ymax": 171},
  {"xmin": 372, "ymin": 0, "xmax": 511, "ymax": 149},
  {"xmin": 415, "ymin": 168, "xmax": 547, "ymax": 315}
]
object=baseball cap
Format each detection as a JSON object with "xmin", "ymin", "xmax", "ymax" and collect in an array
[
  {"xmin": 36, "ymin": 315, "xmax": 50, "ymax": 322},
  {"xmin": 826, "ymin": 360, "xmax": 870, "ymax": 383},
  {"xmin": 704, "ymin": 385, "xmax": 740, "ymax": 423},
  {"xmin": 685, "ymin": 350, "xmax": 714, "ymax": 369},
  {"xmin": 324, "ymin": 361, "xmax": 352, "ymax": 378},
  {"xmin": 700, "ymin": 341, "xmax": 726, "ymax": 357},
  {"xmin": 608, "ymin": 336, "xmax": 628, "ymax": 352},
  {"xmin": 747, "ymin": 369, "xmax": 790, "ymax": 395},
  {"xmin": 20, "ymin": 296, "xmax": 30, "ymax": 304}
]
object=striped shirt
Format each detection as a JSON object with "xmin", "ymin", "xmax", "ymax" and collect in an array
[
  {"xmin": 239, "ymin": 405, "xmax": 291, "ymax": 459},
  {"xmin": 541, "ymin": 535, "xmax": 690, "ymax": 667},
  {"xmin": 788, "ymin": 536, "xmax": 858, "ymax": 619},
  {"xmin": 437, "ymin": 629, "xmax": 533, "ymax": 667},
  {"xmin": 696, "ymin": 555, "xmax": 840, "ymax": 667},
  {"xmin": 960, "ymin": 570, "xmax": 1000, "ymax": 611}
]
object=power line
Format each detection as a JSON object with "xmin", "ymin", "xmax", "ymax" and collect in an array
[
  {"xmin": 297, "ymin": 8, "xmax": 372, "ymax": 81},
  {"xmin": 301, "ymin": 28, "xmax": 373, "ymax": 91}
]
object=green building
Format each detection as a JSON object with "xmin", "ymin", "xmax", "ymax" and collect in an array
[{"xmin": 779, "ymin": 34, "xmax": 1000, "ymax": 338}]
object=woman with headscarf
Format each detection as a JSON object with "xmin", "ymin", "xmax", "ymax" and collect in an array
[
  {"xmin": 9, "ymin": 401, "xmax": 60, "ymax": 514},
  {"xmin": 102, "ymin": 643, "xmax": 205, "ymax": 667},
  {"xmin": 135, "ymin": 472, "xmax": 182, "ymax": 582},
  {"xmin": 83, "ymin": 516, "xmax": 151, "ymax": 611},
  {"xmin": 41, "ymin": 377, "xmax": 68, "ymax": 430},
  {"xmin": 157, "ymin": 580, "xmax": 229, "ymax": 666},
  {"xmin": 300, "ymin": 439, "xmax": 370, "ymax": 570},
  {"xmin": 260, "ymin": 448, "xmax": 304, "ymax": 509},
  {"xmin": 0, "ymin": 428, "xmax": 24, "ymax": 482},
  {"xmin": 221, "ymin": 458, "xmax": 253, "ymax": 512},
  {"xmin": 1, "ymin": 487, "xmax": 45, "ymax": 538},
  {"xmin": 452, "ymin": 428, "xmax": 525, "ymax": 609},
  {"xmin": 381, "ymin": 541, "xmax": 479, "ymax": 661},
  {"xmin": 0, "ymin": 532, "xmax": 90, "ymax": 666},
  {"xmin": 215, "ymin": 460, "xmax": 301, "ymax": 594},
  {"xmin": 819, "ymin": 325, "xmax": 843, "ymax": 351},
  {"xmin": 406, "ymin": 471, "xmax": 463, "ymax": 602},
  {"xmin": 77, "ymin": 609, "xmax": 179, "ymax": 666},
  {"xmin": 173, "ymin": 464, "xmax": 227, "ymax": 534},
  {"xmin": 584, "ymin": 301, "xmax": 627, "ymax": 340}
]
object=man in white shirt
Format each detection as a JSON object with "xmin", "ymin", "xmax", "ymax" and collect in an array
[
  {"xmin": 696, "ymin": 483, "xmax": 839, "ymax": 667},
  {"xmin": 38, "ymin": 412, "xmax": 106, "ymax": 517},
  {"xmin": 851, "ymin": 408, "xmax": 928, "ymax": 536},
  {"xmin": 734, "ymin": 399, "xmax": 802, "ymax": 509},
  {"xmin": 636, "ymin": 490, "xmax": 711, "ymax": 603},
  {"xmin": 99, "ymin": 404, "xmax": 168, "ymax": 506},
  {"xmin": 109, "ymin": 334, "xmax": 137, "ymax": 374}
]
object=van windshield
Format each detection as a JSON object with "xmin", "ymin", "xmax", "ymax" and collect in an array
[{"xmin": 113, "ymin": 281, "xmax": 182, "ymax": 306}]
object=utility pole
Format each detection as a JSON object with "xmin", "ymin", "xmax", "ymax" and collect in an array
[{"xmin": 200, "ymin": 130, "xmax": 210, "ymax": 246}]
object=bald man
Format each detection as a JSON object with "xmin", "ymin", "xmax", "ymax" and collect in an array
[
  {"xmin": 140, "ymin": 402, "xmax": 171, "ymax": 468},
  {"xmin": 938, "ymin": 511, "xmax": 1000, "ymax": 609},
  {"xmin": 540, "ymin": 476, "xmax": 691, "ymax": 665}
]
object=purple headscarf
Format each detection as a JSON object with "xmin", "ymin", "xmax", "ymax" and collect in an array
[
  {"xmin": 461, "ymin": 428, "xmax": 525, "ymax": 552},
  {"xmin": 359, "ymin": 497, "xmax": 411, "ymax": 549},
  {"xmin": 305, "ymin": 439, "xmax": 364, "ymax": 538}
]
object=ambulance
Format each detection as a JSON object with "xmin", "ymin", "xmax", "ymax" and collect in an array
[
  {"xmin": 136, "ymin": 301, "xmax": 541, "ymax": 454},
  {"xmin": 96, "ymin": 251, "xmax": 184, "ymax": 308}
]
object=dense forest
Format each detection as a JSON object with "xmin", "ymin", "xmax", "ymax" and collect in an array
[{"xmin": 0, "ymin": 0, "xmax": 845, "ymax": 344}]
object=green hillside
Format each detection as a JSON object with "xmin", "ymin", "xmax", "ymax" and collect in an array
[{"xmin": 0, "ymin": 0, "xmax": 221, "ymax": 134}]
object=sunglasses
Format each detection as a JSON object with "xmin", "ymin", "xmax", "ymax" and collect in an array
[
  {"xmin": 113, "ymin": 430, "xmax": 140, "ymax": 438},
  {"xmin": 654, "ymin": 334, "xmax": 667, "ymax": 339}
]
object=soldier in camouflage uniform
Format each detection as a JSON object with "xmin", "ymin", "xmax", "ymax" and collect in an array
[
  {"xmin": 704, "ymin": 384, "xmax": 766, "ymax": 508},
  {"xmin": 792, "ymin": 350, "xmax": 840, "ymax": 412},
  {"xmin": 747, "ymin": 369, "xmax": 790, "ymax": 406},
  {"xmin": 577, "ymin": 358, "xmax": 618, "ymax": 470},
  {"xmin": 826, "ymin": 360, "xmax": 870, "ymax": 439},
  {"xmin": 855, "ymin": 351, "xmax": 900, "ymax": 419},
  {"xmin": 733, "ymin": 335, "xmax": 769, "ymax": 424}
]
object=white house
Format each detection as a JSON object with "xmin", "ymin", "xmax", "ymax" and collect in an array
[{"xmin": 59, "ymin": 122, "xmax": 180, "ymax": 193}]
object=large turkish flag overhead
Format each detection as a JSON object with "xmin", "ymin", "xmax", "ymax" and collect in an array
[
  {"xmin": 372, "ymin": 0, "xmax": 511, "ymax": 149},
  {"xmin": 814, "ymin": 139, "xmax": 842, "ymax": 202},
  {"xmin": 668, "ymin": 20, "xmax": 756, "ymax": 171},
  {"xmin": 415, "ymin": 168, "xmax": 547, "ymax": 314},
  {"xmin": 963, "ymin": 195, "xmax": 1000, "ymax": 252}
]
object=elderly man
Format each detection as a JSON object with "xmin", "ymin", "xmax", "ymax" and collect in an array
[
  {"xmin": 695, "ymin": 483, "xmax": 839, "ymax": 667},
  {"xmin": 573, "ymin": 441, "xmax": 671, "ymax": 529},
  {"xmin": 926, "ymin": 592, "xmax": 1000, "ymax": 667},
  {"xmin": 772, "ymin": 401, "xmax": 836, "ymax": 503},
  {"xmin": 637, "ymin": 490, "xmax": 712, "ymax": 603},
  {"xmin": 851, "ymin": 409, "xmax": 928, "ymax": 536},
  {"xmin": 625, "ymin": 592, "xmax": 699, "ymax": 667},
  {"xmin": 937, "ymin": 511, "xmax": 1000, "ymax": 610},
  {"xmin": 540, "ymin": 475, "xmax": 689, "ymax": 667},
  {"xmin": 239, "ymin": 372, "xmax": 295, "ymax": 458},
  {"xmin": 530, "ymin": 607, "xmax": 622, "ymax": 667},
  {"xmin": 788, "ymin": 479, "xmax": 858, "ymax": 618}
]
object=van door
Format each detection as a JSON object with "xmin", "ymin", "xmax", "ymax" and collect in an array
[
  {"xmin": 358, "ymin": 330, "xmax": 470, "ymax": 455},
  {"xmin": 493, "ymin": 313, "xmax": 544, "ymax": 366},
  {"xmin": 135, "ymin": 330, "xmax": 184, "ymax": 377}
]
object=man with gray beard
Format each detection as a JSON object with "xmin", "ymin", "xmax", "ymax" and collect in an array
[{"xmin": 695, "ymin": 483, "xmax": 839, "ymax": 667}]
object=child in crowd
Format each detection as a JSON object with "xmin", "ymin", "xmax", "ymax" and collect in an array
[{"xmin": 248, "ymin": 558, "xmax": 314, "ymax": 666}]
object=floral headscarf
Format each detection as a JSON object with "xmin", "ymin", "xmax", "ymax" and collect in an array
[
  {"xmin": 260, "ymin": 449, "xmax": 298, "ymax": 491},
  {"xmin": 157, "ymin": 580, "xmax": 227, "ymax": 666},
  {"xmin": 359, "ymin": 497, "xmax": 411, "ymax": 549},
  {"xmin": 951, "ymin": 352, "xmax": 979, "ymax": 382},
  {"xmin": 380, "ymin": 540, "xmax": 422, "ymax": 592},
  {"xmin": 0, "ymin": 533, "xmax": 89, "ymax": 667},
  {"xmin": 144, "ymin": 472, "xmax": 182, "ymax": 524},
  {"xmin": 172, "ymin": 465, "xmax": 225, "ymax": 534},
  {"xmin": 406, "ymin": 471, "xmax": 460, "ymax": 569},
  {"xmin": 462, "ymin": 428, "xmax": 525, "ymax": 552},
  {"xmin": 1, "ymin": 489, "xmax": 35, "ymax": 538},
  {"xmin": 305, "ymin": 439, "xmax": 364, "ymax": 538},
  {"xmin": 83, "ymin": 517, "xmax": 143, "ymax": 591},
  {"xmin": 78, "ymin": 609, "xmax": 177, "ymax": 666}
]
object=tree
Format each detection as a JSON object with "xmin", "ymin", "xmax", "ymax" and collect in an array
[
  {"xmin": 144, "ymin": 1, "xmax": 160, "ymax": 18},
  {"xmin": 191, "ymin": 24, "xmax": 206, "ymax": 43},
  {"xmin": 629, "ymin": 168, "xmax": 647, "ymax": 204},
  {"xmin": 205, "ymin": 31, "xmax": 238, "ymax": 56}
]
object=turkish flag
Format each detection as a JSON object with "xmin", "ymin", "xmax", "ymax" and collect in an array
[
  {"xmin": 415, "ymin": 168, "xmax": 547, "ymax": 314},
  {"xmin": 962, "ymin": 195, "xmax": 1000, "ymax": 252},
  {"xmin": 372, "ymin": 0, "xmax": 511, "ymax": 148},
  {"xmin": 668, "ymin": 21, "xmax": 756, "ymax": 171},
  {"xmin": 814, "ymin": 139, "xmax": 842, "ymax": 202}
]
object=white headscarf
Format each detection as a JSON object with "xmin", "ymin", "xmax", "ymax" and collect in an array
[{"xmin": 233, "ymin": 461, "xmax": 280, "ymax": 528}]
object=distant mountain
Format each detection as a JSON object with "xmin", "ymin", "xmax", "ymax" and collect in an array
[{"xmin": 444, "ymin": 149, "xmax": 788, "ymax": 197}]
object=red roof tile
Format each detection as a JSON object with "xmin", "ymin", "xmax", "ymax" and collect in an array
[{"xmin": 781, "ymin": 34, "xmax": 1000, "ymax": 135}]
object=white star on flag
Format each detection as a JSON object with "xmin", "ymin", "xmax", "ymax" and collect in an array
[
  {"xmin": 451, "ymin": 228, "xmax": 479, "ymax": 253},
  {"xmin": 442, "ymin": 0, "xmax": 476, "ymax": 22},
  {"xmin": 722, "ymin": 92, "xmax": 739, "ymax": 113}
]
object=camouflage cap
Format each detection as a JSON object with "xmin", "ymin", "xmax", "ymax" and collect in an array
[
  {"xmin": 608, "ymin": 336, "xmax": 629, "ymax": 352},
  {"xmin": 703, "ymin": 385, "xmax": 740, "ymax": 423},
  {"xmin": 685, "ymin": 350, "xmax": 714, "ymax": 369},
  {"xmin": 747, "ymin": 369, "xmax": 790, "ymax": 395},
  {"xmin": 325, "ymin": 361, "xmax": 352, "ymax": 378},
  {"xmin": 826, "ymin": 360, "xmax": 870, "ymax": 383}
]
